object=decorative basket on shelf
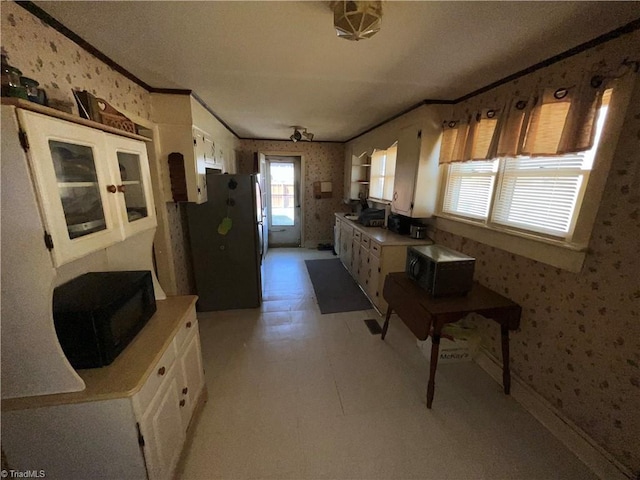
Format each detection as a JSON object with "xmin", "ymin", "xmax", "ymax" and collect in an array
[{"xmin": 73, "ymin": 90, "xmax": 136, "ymax": 134}]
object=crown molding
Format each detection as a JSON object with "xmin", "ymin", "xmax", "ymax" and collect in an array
[{"xmin": 15, "ymin": 2, "xmax": 640, "ymax": 145}]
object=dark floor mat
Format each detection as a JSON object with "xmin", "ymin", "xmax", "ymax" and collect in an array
[{"xmin": 305, "ymin": 259, "xmax": 372, "ymax": 314}]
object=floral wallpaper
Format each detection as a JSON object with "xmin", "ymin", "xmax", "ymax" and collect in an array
[
  {"xmin": 0, "ymin": 2, "xmax": 151, "ymax": 121},
  {"xmin": 433, "ymin": 30, "xmax": 640, "ymax": 474},
  {"xmin": 237, "ymin": 140, "xmax": 348, "ymax": 247},
  {"xmin": 166, "ymin": 203, "xmax": 195, "ymax": 295},
  {"xmin": 3, "ymin": 0, "xmax": 639, "ymax": 473},
  {"xmin": 1, "ymin": 2, "xmax": 190, "ymax": 296}
]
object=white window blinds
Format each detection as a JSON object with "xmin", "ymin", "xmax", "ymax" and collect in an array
[
  {"xmin": 491, "ymin": 155, "xmax": 587, "ymax": 237},
  {"xmin": 491, "ymin": 98, "xmax": 609, "ymax": 238},
  {"xmin": 442, "ymin": 160, "xmax": 498, "ymax": 219}
]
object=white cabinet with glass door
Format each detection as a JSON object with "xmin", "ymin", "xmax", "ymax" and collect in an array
[{"xmin": 14, "ymin": 108, "xmax": 156, "ymax": 267}]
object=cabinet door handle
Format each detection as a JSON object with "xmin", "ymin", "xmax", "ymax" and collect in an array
[
  {"xmin": 117, "ymin": 184, "xmax": 126, "ymax": 193},
  {"xmin": 106, "ymin": 185, "xmax": 117, "ymax": 194},
  {"xmin": 157, "ymin": 366, "xmax": 166, "ymax": 376},
  {"xmin": 393, "ymin": 191, "xmax": 398, "ymax": 200},
  {"xmin": 182, "ymin": 387, "xmax": 189, "ymax": 395},
  {"xmin": 186, "ymin": 321, "xmax": 192, "ymax": 329},
  {"xmin": 179, "ymin": 399, "xmax": 186, "ymax": 407}
]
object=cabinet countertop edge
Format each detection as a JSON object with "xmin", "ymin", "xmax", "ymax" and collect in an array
[
  {"xmin": 1, "ymin": 295, "xmax": 198, "ymax": 412},
  {"xmin": 335, "ymin": 212, "xmax": 432, "ymax": 247}
]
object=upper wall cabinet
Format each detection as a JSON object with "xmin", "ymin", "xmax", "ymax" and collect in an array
[
  {"xmin": 194, "ymin": 127, "xmax": 223, "ymax": 172},
  {"xmin": 391, "ymin": 125, "xmax": 422, "ymax": 216},
  {"xmin": 346, "ymin": 105, "xmax": 442, "ymax": 218},
  {"xmin": 391, "ymin": 117, "xmax": 441, "ymax": 218},
  {"xmin": 152, "ymin": 94, "xmax": 238, "ymax": 204},
  {"xmin": 11, "ymin": 106, "xmax": 156, "ymax": 267}
]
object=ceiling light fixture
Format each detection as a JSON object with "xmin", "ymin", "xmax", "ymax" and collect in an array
[
  {"xmin": 330, "ymin": 1, "xmax": 382, "ymax": 41},
  {"xmin": 290, "ymin": 127, "xmax": 314, "ymax": 142}
]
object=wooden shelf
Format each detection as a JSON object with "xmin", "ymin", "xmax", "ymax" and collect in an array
[{"xmin": 2, "ymin": 97, "xmax": 150, "ymax": 142}]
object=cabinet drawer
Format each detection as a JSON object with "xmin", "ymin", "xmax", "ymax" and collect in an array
[
  {"xmin": 173, "ymin": 308, "xmax": 197, "ymax": 352},
  {"xmin": 370, "ymin": 240, "xmax": 381, "ymax": 257},
  {"xmin": 133, "ymin": 341, "xmax": 178, "ymax": 416},
  {"xmin": 360, "ymin": 236, "xmax": 370, "ymax": 249},
  {"xmin": 353, "ymin": 230, "xmax": 362, "ymax": 242}
]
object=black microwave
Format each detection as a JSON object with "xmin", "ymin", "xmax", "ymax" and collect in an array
[
  {"xmin": 53, "ymin": 271, "xmax": 157, "ymax": 369},
  {"xmin": 406, "ymin": 245, "xmax": 475, "ymax": 297}
]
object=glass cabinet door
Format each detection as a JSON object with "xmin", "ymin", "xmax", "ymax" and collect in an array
[
  {"xmin": 106, "ymin": 133, "xmax": 156, "ymax": 237},
  {"xmin": 49, "ymin": 140, "xmax": 108, "ymax": 239},
  {"xmin": 17, "ymin": 109, "xmax": 123, "ymax": 267},
  {"xmin": 117, "ymin": 151, "xmax": 148, "ymax": 223}
]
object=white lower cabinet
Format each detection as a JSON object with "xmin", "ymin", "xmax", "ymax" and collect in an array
[
  {"xmin": 1, "ymin": 300, "xmax": 205, "ymax": 480},
  {"xmin": 178, "ymin": 331, "xmax": 205, "ymax": 426},
  {"xmin": 339, "ymin": 221, "xmax": 353, "ymax": 271},
  {"xmin": 368, "ymin": 253, "xmax": 381, "ymax": 301},
  {"xmin": 135, "ymin": 316, "xmax": 205, "ymax": 480},
  {"xmin": 335, "ymin": 215, "xmax": 429, "ymax": 314},
  {"xmin": 139, "ymin": 365, "xmax": 185, "ymax": 480}
]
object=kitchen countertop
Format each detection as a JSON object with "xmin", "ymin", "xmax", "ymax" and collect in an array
[
  {"xmin": 335, "ymin": 212, "xmax": 433, "ymax": 246},
  {"xmin": 2, "ymin": 295, "xmax": 198, "ymax": 411}
]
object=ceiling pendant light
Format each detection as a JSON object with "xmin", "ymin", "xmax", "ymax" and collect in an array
[
  {"xmin": 331, "ymin": 1, "xmax": 382, "ymax": 41},
  {"xmin": 290, "ymin": 127, "xmax": 314, "ymax": 142}
]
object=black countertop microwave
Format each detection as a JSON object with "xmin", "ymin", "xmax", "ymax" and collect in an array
[
  {"xmin": 53, "ymin": 271, "xmax": 156, "ymax": 369},
  {"xmin": 406, "ymin": 245, "xmax": 475, "ymax": 297}
]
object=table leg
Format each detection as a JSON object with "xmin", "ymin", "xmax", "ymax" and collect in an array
[
  {"xmin": 501, "ymin": 325, "xmax": 511, "ymax": 395},
  {"xmin": 381, "ymin": 307, "xmax": 393, "ymax": 340},
  {"xmin": 427, "ymin": 325, "xmax": 442, "ymax": 409}
]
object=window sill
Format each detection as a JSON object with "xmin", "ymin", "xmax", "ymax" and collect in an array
[{"xmin": 434, "ymin": 214, "xmax": 587, "ymax": 273}]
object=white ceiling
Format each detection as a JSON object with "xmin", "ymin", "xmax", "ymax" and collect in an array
[{"xmin": 34, "ymin": 1, "xmax": 640, "ymax": 142}]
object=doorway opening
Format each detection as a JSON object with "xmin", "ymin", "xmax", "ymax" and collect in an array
[{"xmin": 265, "ymin": 155, "xmax": 302, "ymax": 247}]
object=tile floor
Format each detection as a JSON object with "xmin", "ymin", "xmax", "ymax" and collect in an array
[{"xmin": 179, "ymin": 248, "xmax": 597, "ymax": 480}]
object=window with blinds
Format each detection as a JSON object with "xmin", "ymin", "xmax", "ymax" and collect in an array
[
  {"xmin": 491, "ymin": 155, "xmax": 587, "ymax": 236},
  {"xmin": 491, "ymin": 100, "xmax": 608, "ymax": 238},
  {"xmin": 369, "ymin": 143, "xmax": 397, "ymax": 202},
  {"xmin": 440, "ymin": 90, "xmax": 610, "ymax": 241},
  {"xmin": 442, "ymin": 160, "xmax": 498, "ymax": 219}
]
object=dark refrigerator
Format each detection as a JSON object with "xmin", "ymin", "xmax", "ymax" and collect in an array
[{"xmin": 187, "ymin": 173, "xmax": 264, "ymax": 311}]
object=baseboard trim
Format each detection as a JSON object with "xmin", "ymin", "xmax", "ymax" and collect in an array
[{"xmin": 474, "ymin": 349, "xmax": 633, "ymax": 480}]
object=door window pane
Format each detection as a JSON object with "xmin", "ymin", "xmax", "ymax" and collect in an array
[
  {"xmin": 117, "ymin": 151, "xmax": 148, "ymax": 223},
  {"xmin": 269, "ymin": 163, "xmax": 294, "ymax": 226},
  {"xmin": 50, "ymin": 140, "xmax": 107, "ymax": 239}
]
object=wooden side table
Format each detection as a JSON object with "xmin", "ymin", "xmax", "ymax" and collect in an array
[{"xmin": 382, "ymin": 272, "xmax": 521, "ymax": 408}]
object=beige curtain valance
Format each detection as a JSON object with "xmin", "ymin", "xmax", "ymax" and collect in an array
[
  {"xmin": 439, "ymin": 119, "xmax": 470, "ymax": 164},
  {"xmin": 439, "ymin": 73, "xmax": 608, "ymax": 164}
]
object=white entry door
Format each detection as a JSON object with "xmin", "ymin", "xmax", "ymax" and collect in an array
[{"xmin": 266, "ymin": 156, "xmax": 301, "ymax": 247}]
